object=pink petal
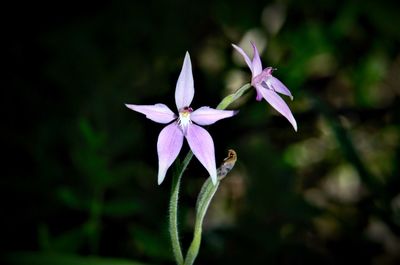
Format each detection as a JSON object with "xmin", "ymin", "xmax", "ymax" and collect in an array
[
  {"xmin": 157, "ymin": 123, "xmax": 184, "ymax": 184},
  {"xmin": 254, "ymin": 87, "xmax": 264, "ymax": 101},
  {"xmin": 191, "ymin": 107, "xmax": 238, "ymax": 126},
  {"xmin": 257, "ymin": 85, "xmax": 298, "ymax": 131},
  {"xmin": 250, "ymin": 42, "xmax": 263, "ymax": 76},
  {"xmin": 267, "ymin": 76, "xmax": 293, "ymax": 100},
  {"xmin": 185, "ymin": 124, "xmax": 217, "ymax": 184},
  {"xmin": 232, "ymin": 43, "xmax": 253, "ymax": 74},
  {"xmin": 125, "ymin": 103, "xmax": 176, "ymax": 124},
  {"xmin": 175, "ymin": 52, "xmax": 194, "ymax": 110}
]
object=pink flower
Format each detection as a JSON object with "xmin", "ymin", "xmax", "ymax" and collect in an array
[
  {"xmin": 232, "ymin": 42, "xmax": 297, "ymax": 131},
  {"xmin": 126, "ymin": 52, "xmax": 237, "ymax": 185}
]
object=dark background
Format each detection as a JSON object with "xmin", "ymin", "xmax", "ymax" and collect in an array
[{"xmin": 3, "ymin": 0, "xmax": 400, "ymax": 264}]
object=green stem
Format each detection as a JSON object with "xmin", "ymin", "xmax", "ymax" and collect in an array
[
  {"xmin": 184, "ymin": 178, "xmax": 220, "ymax": 265},
  {"xmin": 216, "ymin": 83, "xmax": 251, "ymax": 110},
  {"xmin": 169, "ymin": 151, "xmax": 193, "ymax": 265},
  {"xmin": 184, "ymin": 150, "xmax": 237, "ymax": 265}
]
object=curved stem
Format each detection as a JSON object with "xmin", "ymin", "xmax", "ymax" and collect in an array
[
  {"xmin": 169, "ymin": 151, "xmax": 193, "ymax": 265},
  {"xmin": 184, "ymin": 150, "xmax": 237, "ymax": 265},
  {"xmin": 216, "ymin": 83, "xmax": 251, "ymax": 110},
  {"xmin": 168, "ymin": 82, "xmax": 250, "ymax": 264},
  {"xmin": 184, "ymin": 178, "xmax": 219, "ymax": 265}
]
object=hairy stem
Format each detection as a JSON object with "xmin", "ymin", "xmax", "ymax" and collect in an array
[
  {"xmin": 169, "ymin": 151, "xmax": 193, "ymax": 265},
  {"xmin": 169, "ymin": 82, "xmax": 250, "ymax": 264}
]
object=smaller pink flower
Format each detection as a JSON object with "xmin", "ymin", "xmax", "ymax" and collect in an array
[
  {"xmin": 126, "ymin": 52, "xmax": 237, "ymax": 185},
  {"xmin": 232, "ymin": 42, "xmax": 297, "ymax": 131}
]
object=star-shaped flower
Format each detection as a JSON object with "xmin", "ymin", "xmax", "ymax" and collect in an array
[
  {"xmin": 126, "ymin": 52, "xmax": 237, "ymax": 185},
  {"xmin": 232, "ymin": 42, "xmax": 297, "ymax": 131}
]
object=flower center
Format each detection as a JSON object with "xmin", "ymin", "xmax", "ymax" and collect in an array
[
  {"xmin": 252, "ymin": 67, "xmax": 275, "ymax": 86},
  {"xmin": 178, "ymin": 106, "xmax": 193, "ymax": 129}
]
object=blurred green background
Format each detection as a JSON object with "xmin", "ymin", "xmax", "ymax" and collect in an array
[{"xmin": 3, "ymin": 0, "xmax": 400, "ymax": 264}]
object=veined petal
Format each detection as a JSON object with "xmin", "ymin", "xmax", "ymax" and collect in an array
[
  {"xmin": 157, "ymin": 123, "xmax": 184, "ymax": 184},
  {"xmin": 257, "ymin": 85, "xmax": 298, "ymax": 131},
  {"xmin": 267, "ymin": 76, "xmax": 293, "ymax": 100},
  {"xmin": 175, "ymin": 52, "xmax": 194, "ymax": 110},
  {"xmin": 251, "ymin": 42, "xmax": 263, "ymax": 76},
  {"xmin": 125, "ymin": 103, "xmax": 176, "ymax": 124},
  {"xmin": 186, "ymin": 124, "xmax": 217, "ymax": 184},
  {"xmin": 232, "ymin": 43, "xmax": 253, "ymax": 74},
  {"xmin": 191, "ymin": 106, "xmax": 238, "ymax": 126}
]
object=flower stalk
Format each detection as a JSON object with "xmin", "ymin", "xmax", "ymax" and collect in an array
[
  {"xmin": 216, "ymin": 83, "xmax": 251, "ymax": 110},
  {"xmin": 126, "ymin": 51, "xmax": 250, "ymax": 264},
  {"xmin": 168, "ymin": 83, "xmax": 249, "ymax": 265},
  {"xmin": 169, "ymin": 151, "xmax": 193, "ymax": 265}
]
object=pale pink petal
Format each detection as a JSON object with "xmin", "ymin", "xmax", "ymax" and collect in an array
[
  {"xmin": 257, "ymin": 85, "xmax": 298, "ymax": 131},
  {"xmin": 125, "ymin": 103, "xmax": 176, "ymax": 124},
  {"xmin": 175, "ymin": 52, "xmax": 194, "ymax": 110},
  {"xmin": 254, "ymin": 87, "xmax": 264, "ymax": 101},
  {"xmin": 266, "ymin": 76, "xmax": 293, "ymax": 100},
  {"xmin": 157, "ymin": 123, "xmax": 184, "ymax": 184},
  {"xmin": 232, "ymin": 43, "xmax": 253, "ymax": 74},
  {"xmin": 251, "ymin": 42, "xmax": 263, "ymax": 76},
  {"xmin": 191, "ymin": 107, "xmax": 238, "ymax": 126},
  {"xmin": 185, "ymin": 124, "xmax": 217, "ymax": 184}
]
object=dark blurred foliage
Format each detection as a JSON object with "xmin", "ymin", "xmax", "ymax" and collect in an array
[{"xmin": 3, "ymin": 0, "xmax": 400, "ymax": 264}]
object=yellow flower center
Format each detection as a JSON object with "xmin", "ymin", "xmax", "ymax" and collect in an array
[{"xmin": 178, "ymin": 107, "xmax": 193, "ymax": 129}]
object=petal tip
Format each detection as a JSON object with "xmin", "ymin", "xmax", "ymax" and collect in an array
[
  {"xmin": 287, "ymin": 112, "xmax": 298, "ymax": 132},
  {"xmin": 184, "ymin": 51, "xmax": 191, "ymax": 60},
  {"xmin": 125, "ymin": 104, "xmax": 135, "ymax": 110},
  {"xmin": 292, "ymin": 120, "xmax": 298, "ymax": 132},
  {"xmin": 157, "ymin": 172, "xmax": 166, "ymax": 185}
]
